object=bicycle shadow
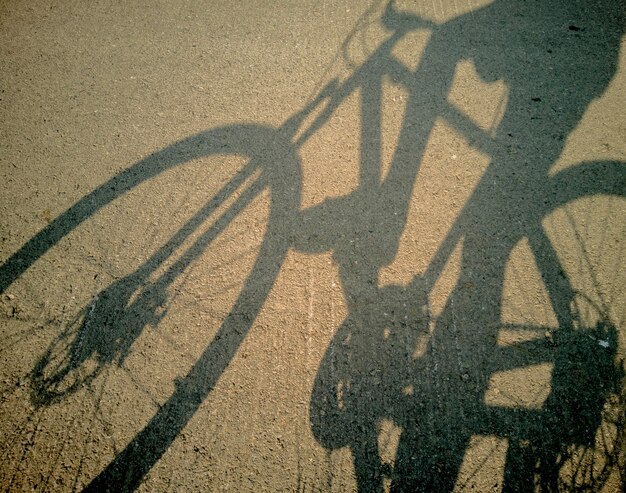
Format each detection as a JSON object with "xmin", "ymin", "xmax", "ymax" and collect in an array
[{"xmin": 0, "ymin": 0, "xmax": 624, "ymax": 491}]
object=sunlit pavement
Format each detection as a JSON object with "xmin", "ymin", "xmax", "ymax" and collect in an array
[{"xmin": 1, "ymin": 1, "xmax": 625, "ymax": 491}]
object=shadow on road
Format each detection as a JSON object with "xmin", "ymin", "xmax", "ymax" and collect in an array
[{"xmin": 1, "ymin": 0, "xmax": 625, "ymax": 491}]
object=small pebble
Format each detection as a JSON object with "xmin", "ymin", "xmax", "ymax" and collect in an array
[{"xmin": 544, "ymin": 331, "xmax": 555, "ymax": 345}]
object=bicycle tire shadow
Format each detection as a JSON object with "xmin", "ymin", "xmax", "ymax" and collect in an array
[
  {"xmin": 22, "ymin": 125, "xmax": 302, "ymax": 411},
  {"xmin": 1, "ymin": 124, "xmax": 303, "ymax": 489}
]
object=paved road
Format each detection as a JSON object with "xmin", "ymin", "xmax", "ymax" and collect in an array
[{"xmin": 1, "ymin": 1, "xmax": 625, "ymax": 491}]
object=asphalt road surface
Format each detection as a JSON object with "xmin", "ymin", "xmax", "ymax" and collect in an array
[{"xmin": 1, "ymin": 0, "xmax": 625, "ymax": 491}]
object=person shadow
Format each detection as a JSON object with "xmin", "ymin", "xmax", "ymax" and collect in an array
[{"xmin": 309, "ymin": 1, "xmax": 626, "ymax": 491}]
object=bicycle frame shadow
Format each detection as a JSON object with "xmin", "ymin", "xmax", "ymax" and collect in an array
[
  {"xmin": 308, "ymin": 1, "xmax": 626, "ymax": 491},
  {"xmin": 1, "ymin": 0, "xmax": 625, "ymax": 491}
]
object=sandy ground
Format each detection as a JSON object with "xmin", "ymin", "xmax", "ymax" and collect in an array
[{"xmin": 1, "ymin": 0, "xmax": 626, "ymax": 491}]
